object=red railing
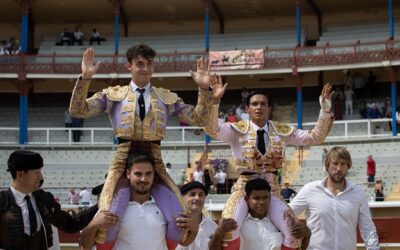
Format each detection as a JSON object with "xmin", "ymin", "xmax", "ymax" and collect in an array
[{"xmin": 1, "ymin": 40, "xmax": 400, "ymax": 77}]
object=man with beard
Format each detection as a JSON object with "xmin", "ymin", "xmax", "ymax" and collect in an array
[
  {"xmin": 80, "ymin": 152, "xmax": 198, "ymax": 250},
  {"xmin": 290, "ymin": 147, "xmax": 380, "ymax": 250}
]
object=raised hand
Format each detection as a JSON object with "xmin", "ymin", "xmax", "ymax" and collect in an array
[
  {"xmin": 320, "ymin": 83, "xmax": 335, "ymax": 113},
  {"xmin": 81, "ymin": 48, "xmax": 101, "ymax": 80},
  {"xmin": 190, "ymin": 58, "xmax": 211, "ymax": 90},
  {"xmin": 210, "ymin": 74, "xmax": 228, "ymax": 104}
]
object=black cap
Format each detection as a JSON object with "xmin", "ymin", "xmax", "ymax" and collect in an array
[
  {"xmin": 7, "ymin": 150, "xmax": 43, "ymax": 172},
  {"xmin": 180, "ymin": 181, "xmax": 208, "ymax": 196}
]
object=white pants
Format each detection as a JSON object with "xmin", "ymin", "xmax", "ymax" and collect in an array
[{"xmin": 345, "ymin": 101, "xmax": 353, "ymax": 115}]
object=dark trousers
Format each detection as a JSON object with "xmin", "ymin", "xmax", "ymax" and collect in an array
[
  {"xmin": 368, "ymin": 175, "xmax": 375, "ymax": 183},
  {"xmin": 217, "ymin": 183, "xmax": 225, "ymax": 194}
]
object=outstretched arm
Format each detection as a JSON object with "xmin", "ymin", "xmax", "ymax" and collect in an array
[
  {"xmin": 287, "ymin": 83, "xmax": 335, "ymax": 146},
  {"xmin": 69, "ymin": 48, "xmax": 106, "ymax": 118}
]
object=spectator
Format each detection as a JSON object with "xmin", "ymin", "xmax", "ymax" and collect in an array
[
  {"xmin": 191, "ymin": 161, "xmax": 205, "ymax": 184},
  {"xmin": 353, "ymin": 72, "xmax": 365, "ymax": 99},
  {"xmin": 366, "ymin": 155, "xmax": 376, "ymax": 183},
  {"xmin": 176, "ymin": 169, "xmax": 186, "ymax": 188},
  {"xmin": 240, "ymin": 87, "xmax": 250, "ymax": 105},
  {"xmin": 290, "ymin": 146, "xmax": 380, "ymax": 249},
  {"xmin": 67, "ymin": 188, "xmax": 79, "ymax": 205},
  {"xmin": 218, "ymin": 111, "xmax": 226, "ymax": 125},
  {"xmin": 79, "ymin": 187, "xmax": 91, "ymax": 205},
  {"xmin": 73, "ymin": 27, "xmax": 84, "ymax": 45},
  {"xmin": 333, "ymin": 93, "xmax": 343, "ymax": 120},
  {"xmin": 280, "ymin": 182, "xmax": 297, "ymax": 203},
  {"xmin": 7, "ymin": 36, "xmax": 20, "ymax": 54},
  {"xmin": 239, "ymin": 109, "xmax": 249, "ymax": 121},
  {"xmin": 177, "ymin": 181, "xmax": 217, "ymax": 250},
  {"xmin": 166, "ymin": 162, "xmax": 173, "ymax": 176},
  {"xmin": 58, "ymin": 28, "xmax": 73, "ymax": 46},
  {"xmin": 235, "ymin": 104, "xmax": 245, "ymax": 120},
  {"xmin": 89, "ymin": 28, "xmax": 102, "ymax": 45},
  {"xmin": 64, "ymin": 109, "xmax": 72, "ymax": 129},
  {"xmin": 226, "ymin": 109, "xmax": 237, "ymax": 123},
  {"xmin": 71, "ymin": 117, "xmax": 84, "ymax": 142},
  {"xmin": 204, "ymin": 169, "xmax": 212, "ymax": 195},
  {"xmin": 0, "ymin": 40, "xmax": 10, "ymax": 55},
  {"xmin": 214, "ymin": 169, "xmax": 227, "ymax": 194},
  {"xmin": 344, "ymin": 85, "xmax": 354, "ymax": 116},
  {"xmin": 344, "ymin": 71, "xmax": 354, "ymax": 90},
  {"xmin": 374, "ymin": 179, "xmax": 384, "ymax": 202}
]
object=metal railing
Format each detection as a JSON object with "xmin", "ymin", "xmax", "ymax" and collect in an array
[{"xmin": 0, "ymin": 118, "xmax": 398, "ymax": 145}]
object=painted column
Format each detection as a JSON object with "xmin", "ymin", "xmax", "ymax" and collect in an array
[
  {"xmin": 292, "ymin": 67, "xmax": 303, "ymax": 129},
  {"xmin": 204, "ymin": 0, "xmax": 210, "ymax": 51},
  {"xmin": 389, "ymin": 0, "xmax": 394, "ymax": 38},
  {"xmin": 18, "ymin": 82, "xmax": 32, "ymax": 144},
  {"xmin": 391, "ymin": 81, "xmax": 397, "ymax": 136},
  {"xmin": 296, "ymin": 0, "xmax": 301, "ymax": 46}
]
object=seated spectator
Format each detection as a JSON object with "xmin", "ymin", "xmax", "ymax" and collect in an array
[
  {"xmin": 58, "ymin": 28, "xmax": 73, "ymax": 46},
  {"xmin": 73, "ymin": 27, "xmax": 84, "ymax": 45},
  {"xmin": 0, "ymin": 40, "xmax": 10, "ymax": 55},
  {"xmin": 374, "ymin": 179, "xmax": 384, "ymax": 202},
  {"xmin": 218, "ymin": 111, "xmax": 226, "ymax": 125},
  {"xmin": 6, "ymin": 36, "xmax": 20, "ymax": 54},
  {"xmin": 89, "ymin": 28, "xmax": 105, "ymax": 45}
]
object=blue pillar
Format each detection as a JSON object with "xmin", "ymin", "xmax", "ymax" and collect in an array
[
  {"xmin": 21, "ymin": 14, "xmax": 28, "ymax": 52},
  {"xmin": 19, "ymin": 95, "xmax": 28, "ymax": 144},
  {"xmin": 114, "ymin": 14, "xmax": 119, "ymax": 55},
  {"xmin": 296, "ymin": 0, "xmax": 301, "ymax": 46},
  {"xmin": 391, "ymin": 81, "xmax": 397, "ymax": 136},
  {"xmin": 389, "ymin": 0, "xmax": 394, "ymax": 38},
  {"xmin": 205, "ymin": 3, "xmax": 210, "ymax": 51},
  {"xmin": 296, "ymin": 85, "xmax": 303, "ymax": 129}
]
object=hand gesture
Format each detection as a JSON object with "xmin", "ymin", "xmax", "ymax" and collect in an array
[
  {"xmin": 320, "ymin": 83, "xmax": 335, "ymax": 113},
  {"xmin": 190, "ymin": 58, "xmax": 211, "ymax": 90},
  {"xmin": 176, "ymin": 212, "xmax": 198, "ymax": 231},
  {"xmin": 210, "ymin": 74, "xmax": 228, "ymax": 104},
  {"xmin": 291, "ymin": 221, "xmax": 311, "ymax": 239},
  {"xmin": 216, "ymin": 218, "xmax": 237, "ymax": 234},
  {"xmin": 81, "ymin": 48, "xmax": 101, "ymax": 80}
]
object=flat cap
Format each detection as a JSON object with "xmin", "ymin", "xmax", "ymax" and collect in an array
[{"xmin": 180, "ymin": 181, "xmax": 208, "ymax": 196}]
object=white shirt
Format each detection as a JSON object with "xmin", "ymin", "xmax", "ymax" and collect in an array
[
  {"xmin": 240, "ymin": 214, "xmax": 283, "ymax": 250},
  {"xmin": 79, "ymin": 189, "xmax": 91, "ymax": 203},
  {"xmin": 113, "ymin": 196, "xmax": 167, "ymax": 250},
  {"xmin": 176, "ymin": 216, "xmax": 217, "ymax": 250},
  {"xmin": 74, "ymin": 31, "xmax": 84, "ymax": 39},
  {"xmin": 130, "ymin": 81, "xmax": 152, "ymax": 117},
  {"xmin": 214, "ymin": 172, "xmax": 227, "ymax": 184},
  {"xmin": 290, "ymin": 177, "xmax": 380, "ymax": 250},
  {"xmin": 193, "ymin": 170, "xmax": 204, "ymax": 184},
  {"xmin": 344, "ymin": 89, "xmax": 354, "ymax": 102},
  {"xmin": 10, "ymin": 185, "xmax": 41, "ymax": 235}
]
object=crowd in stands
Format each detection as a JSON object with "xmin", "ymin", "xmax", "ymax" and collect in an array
[
  {"xmin": 56, "ymin": 27, "xmax": 105, "ymax": 46},
  {"xmin": 0, "ymin": 36, "xmax": 20, "ymax": 55}
]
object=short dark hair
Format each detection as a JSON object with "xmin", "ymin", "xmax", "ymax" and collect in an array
[
  {"xmin": 126, "ymin": 151, "xmax": 155, "ymax": 171},
  {"xmin": 245, "ymin": 178, "xmax": 271, "ymax": 197},
  {"xmin": 126, "ymin": 43, "xmax": 156, "ymax": 64},
  {"xmin": 246, "ymin": 91, "xmax": 271, "ymax": 107}
]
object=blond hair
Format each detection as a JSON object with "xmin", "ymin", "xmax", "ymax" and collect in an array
[{"xmin": 325, "ymin": 146, "xmax": 352, "ymax": 171}]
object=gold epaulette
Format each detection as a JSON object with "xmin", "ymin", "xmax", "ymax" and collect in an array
[
  {"xmin": 231, "ymin": 120, "xmax": 250, "ymax": 134},
  {"xmin": 104, "ymin": 85, "xmax": 129, "ymax": 101},
  {"xmin": 270, "ymin": 120, "xmax": 294, "ymax": 136},
  {"xmin": 153, "ymin": 87, "xmax": 179, "ymax": 105}
]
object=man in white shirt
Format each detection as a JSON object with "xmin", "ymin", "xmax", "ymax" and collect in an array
[
  {"xmin": 79, "ymin": 187, "xmax": 91, "ymax": 205},
  {"xmin": 214, "ymin": 170, "xmax": 227, "ymax": 194},
  {"xmin": 192, "ymin": 161, "xmax": 205, "ymax": 184},
  {"xmin": 209, "ymin": 178, "xmax": 310, "ymax": 250},
  {"xmin": 290, "ymin": 146, "xmax": 380, "ymax": 250},
  {"xmin": 80, "ymin": 151, "xmax": 199, "ymax": 250},
  {"xmin": 176, "ymin": 181, "xmax": 218, "ymax": 250}
]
